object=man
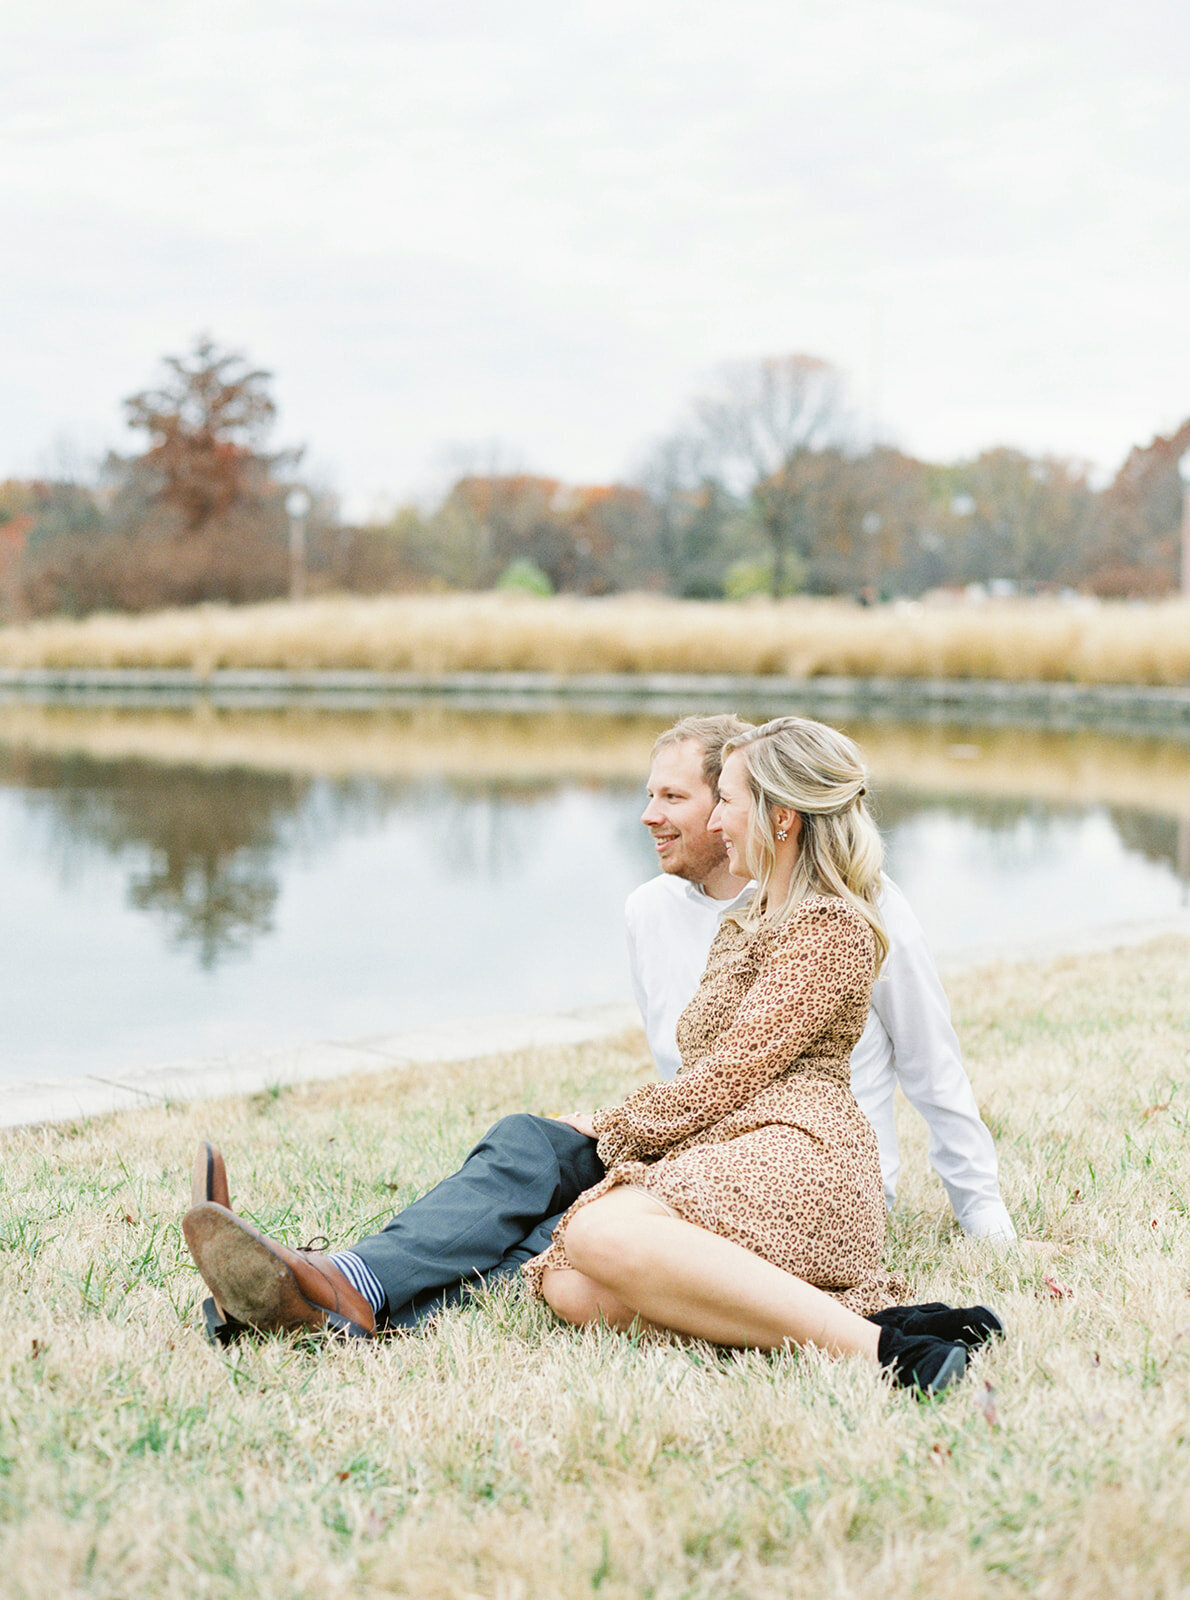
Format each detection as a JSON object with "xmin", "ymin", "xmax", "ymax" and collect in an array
[{"xmin": 186, "ymin": 712, "xmax": 1012, "ymax": 1344}]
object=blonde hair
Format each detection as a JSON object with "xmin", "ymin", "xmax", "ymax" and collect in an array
[
  {"xmin": 650, "ymin": 713, "xmax": 754, "ymax": 791},
  {"xmin": 722, "ymin": 716, "xmax": 888, "ymax": 970}
]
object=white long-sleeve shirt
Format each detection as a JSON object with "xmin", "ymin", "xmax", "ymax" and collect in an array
[{"xmin": 624, "ymin": 872, "xmax": 1015, "ymax": 1240}]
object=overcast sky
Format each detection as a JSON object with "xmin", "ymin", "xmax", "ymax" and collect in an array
[{"xmin": 3, "ymin": 0, "xmax": 1187, "ymax": 516}]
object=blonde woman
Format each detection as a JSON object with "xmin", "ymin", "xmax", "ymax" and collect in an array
[{"xmin": 528, "ymin": 716, "xmax": 998, "ymax": 1394}]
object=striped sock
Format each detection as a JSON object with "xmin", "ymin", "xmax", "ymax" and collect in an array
[{"xmin": 331, "ymin": 1251, "xmax": 386, "ymax": 1315}]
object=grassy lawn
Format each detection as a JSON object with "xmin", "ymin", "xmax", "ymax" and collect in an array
[{"xmin": 1, "ymin": 937, "xmax": 1187, "ymax": 1599}]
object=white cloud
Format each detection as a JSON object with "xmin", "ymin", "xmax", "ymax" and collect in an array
[{"xmin": 2, "ymin": 0, "xmax": 1187, "ymax": 501}]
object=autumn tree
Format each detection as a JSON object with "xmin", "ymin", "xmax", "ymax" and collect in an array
[
  {"xmin": 319, "ymin": 504, "xmax": 438, "ymax": 594},
  {"xmin": 841, "ymin": 447, "xmax": 937, "ymax": 596},
  {"xmin": 428, "ymin": 473, "xmax": 652, "ymax": 594},
  {"xmin": 558, "ymin": 482, "xmax": 655, "ymax": 593},
  {"xmin": 1083, "ymin": 420, "xmax": 1190, "ymax": 596},
  {"xmin": 432, "ymin": 475, "xmax": 562, "ymax": 588},
  {"xmin": 96, "ymin": 335, "xmax": 303, "ymax": 607},
  {"xmin": 929, "ymin": 450, "xmax": 1098, "ymax": 589},
  {"xmin": 117, "ymin": 336, "xmax": 297, "ymax": 532}
]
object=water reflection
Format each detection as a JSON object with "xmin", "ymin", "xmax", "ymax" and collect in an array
[
  {"xmin": 3, "ymin": 699, "xmax": 1189, "ymax": 811},
  {"xmin": 1110, "ymin": 808, "xmax": 1185, "ymax": 876},
  {"xmin": 5, "ymin": 749, "xmax": 598, "ymax": 972},
  {"xmin": 18, "ymin": 754, "xmax": 298, "ymax": 967},
  {"xmin": 1, "ymin": 706, "xmax": 1188, "ymax": 1083}
]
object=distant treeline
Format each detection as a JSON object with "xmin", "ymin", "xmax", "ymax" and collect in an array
[{"xmin": 1, "ymin": 340, "xmax": 1186, "ymax": 618}]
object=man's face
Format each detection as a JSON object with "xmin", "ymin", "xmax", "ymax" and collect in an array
[{"xmin": 641, "ymin": 740, "xmax": 728, "ymax": 886}]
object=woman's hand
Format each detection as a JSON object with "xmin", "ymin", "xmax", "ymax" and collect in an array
[{"xmin": 554, "ymin": 1112, "xmax": 597, "ymax": 1139}]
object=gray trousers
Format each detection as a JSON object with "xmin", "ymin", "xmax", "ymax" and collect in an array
[{"xmin": 350, "ymin": 1113, "xmax": 606, "ymax": 1330}]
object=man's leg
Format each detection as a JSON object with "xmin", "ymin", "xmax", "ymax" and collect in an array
[
  {"xmin": 382, "ymin": 1207, "xmax": 567, "ymax": 1330},
  {"xmin": 347, "ymin": 1114, "xmax": 604, "ymax": 1326}
]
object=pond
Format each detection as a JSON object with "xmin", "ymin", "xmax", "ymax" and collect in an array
[{"xmin": 2, "ymin": 703, "xmax": 1188, "ymax": 1085}]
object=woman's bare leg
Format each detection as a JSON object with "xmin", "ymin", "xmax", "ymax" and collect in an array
[
  {"xmin": 541, "ymin": 1266, "xmax": 645, "ymax": 1331},
  {"xmin": 558, "ymin": 1187, "xmax": 881, "ymax": 1360}
]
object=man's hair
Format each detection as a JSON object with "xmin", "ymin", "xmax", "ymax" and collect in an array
[{"xmin": 651, "ymin": 714, "xmax": 755, "ymax": 790}]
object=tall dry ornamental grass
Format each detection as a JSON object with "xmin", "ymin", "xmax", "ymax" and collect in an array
[
  {"xmin": 1, "ymin": 593, "xmax": 1189, "ymax": 685},
  {"xmin": 0, "ymin": 937, "xmax": 1188, "ymax": 1598}
]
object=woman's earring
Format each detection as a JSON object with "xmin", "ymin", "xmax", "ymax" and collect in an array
[{"xmin": 776, "ymin": 827, "xmax": 788, "ymax": 842}]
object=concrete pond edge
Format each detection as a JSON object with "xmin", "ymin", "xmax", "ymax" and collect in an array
[{"xmin": 2, "ymin": 667, "xmax": 1189, "ymax": 735}]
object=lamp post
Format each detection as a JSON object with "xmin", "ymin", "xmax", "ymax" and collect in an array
[
  {"xmin": 285, "ymin": 487, "xmax": 312, "ymax": 602},
  {"xmin": 860, "ymin": 511, "xmax": 882, "ymax": 601},
  {"xmin": 1179, "ymin": 452, "xmax": 1190, "ymax": 600}
]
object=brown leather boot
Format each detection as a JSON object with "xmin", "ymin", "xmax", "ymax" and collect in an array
[
  {"xmin": 183, "ymin": 1202, "xmax": 376, "ymax": 1339},
  {"xmin": 190, "ymin": 1143, "xmax": 247, "ymax": 1344},
  {"xmin": 191, "ymin": 1141, "xmax": 230, "ymax": 1211}
]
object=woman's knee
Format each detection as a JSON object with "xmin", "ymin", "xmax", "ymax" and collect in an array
[
  {"xmin": 562, "ymin": 1204, "xmax": 614, "ymax": 1279},
  {"xmin": 542, "ymin": 1267, "xmax": 618, "ymax": 1327},
  {"xmin": 564, "ymin": 1193, "xmax": 656, "ymax": 1284}
]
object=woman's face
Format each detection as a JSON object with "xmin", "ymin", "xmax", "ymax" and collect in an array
[{"xmin": 707, "ymin": 750, "xmax": 753, "ymax": 872}]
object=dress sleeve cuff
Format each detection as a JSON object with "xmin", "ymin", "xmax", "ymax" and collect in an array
[{"xmin": 590, "ymin": 1106, "xmax": 622, "ymax": 1164}]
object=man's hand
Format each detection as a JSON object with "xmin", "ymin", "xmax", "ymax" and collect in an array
[{"xmin": 554, "ymin": 1112, "xmax": 597, "ymax": 1139}]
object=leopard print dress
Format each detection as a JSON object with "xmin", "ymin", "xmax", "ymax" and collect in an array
[{"xmin": 524, "ymin": 894, "xmax": 908, "ymax": 1315}]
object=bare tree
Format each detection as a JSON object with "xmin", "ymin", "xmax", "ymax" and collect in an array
[
  {"xmin": 695, "ymin": 354, "xmax": 849, "ymax": 596},
  {"xmin": 634, "ymin": 430, "xmax": 740, "ymax": 596}
]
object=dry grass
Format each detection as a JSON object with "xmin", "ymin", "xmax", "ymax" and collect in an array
[
  {"xmin": 1, "ymin": 939, "xmax": 1188, "ymax": 1598},
  {"xmin": 2, "ymin": 700, "xmax": 1188, "ymax": 816},
  {"xmin": 2, "ymin": 593, "xmax": 1189, "ymax": 685}
]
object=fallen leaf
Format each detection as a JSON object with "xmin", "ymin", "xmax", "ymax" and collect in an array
[
  {"xmin": 1142, "ymin": 1103, "xmax": 1170, "ymax": 1119},
  {"xmin": 1042, "ymin": 1274, "xmax": 1073, "ymax": 1300},
  {"xmin": 977, "ymin": 1381, "xmax": 999, "ymax": 1428}
]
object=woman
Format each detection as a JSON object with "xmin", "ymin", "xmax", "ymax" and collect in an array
[{"xmin": 525, "ymin": 716, "xmax": 994, "ymax": 1394}]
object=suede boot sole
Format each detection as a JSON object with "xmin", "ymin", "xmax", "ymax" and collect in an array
[
  {"xmin": 190, "ymin": 1143, "xmax": 240, "ymax": 1340},
  {"xmin": 184, "ymin": 1204, "xmax": 343, "ymax": 1335}
]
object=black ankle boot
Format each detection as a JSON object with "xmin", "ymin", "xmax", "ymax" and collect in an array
[
  {"xmin": 869, "ymin": 1302, "xmax": 1003, "ymax": 1350},
  {"xmin": 868, "ymin": 1301, "xmax": 949, "ymax": 1330},
  {"xmin": 877, "ymin": 1325, "xmax": 968, "ymax": 1396},
  {"xmin": 913, "ymin": 1305, "xmax": 1002, "ymax": 1348}
]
